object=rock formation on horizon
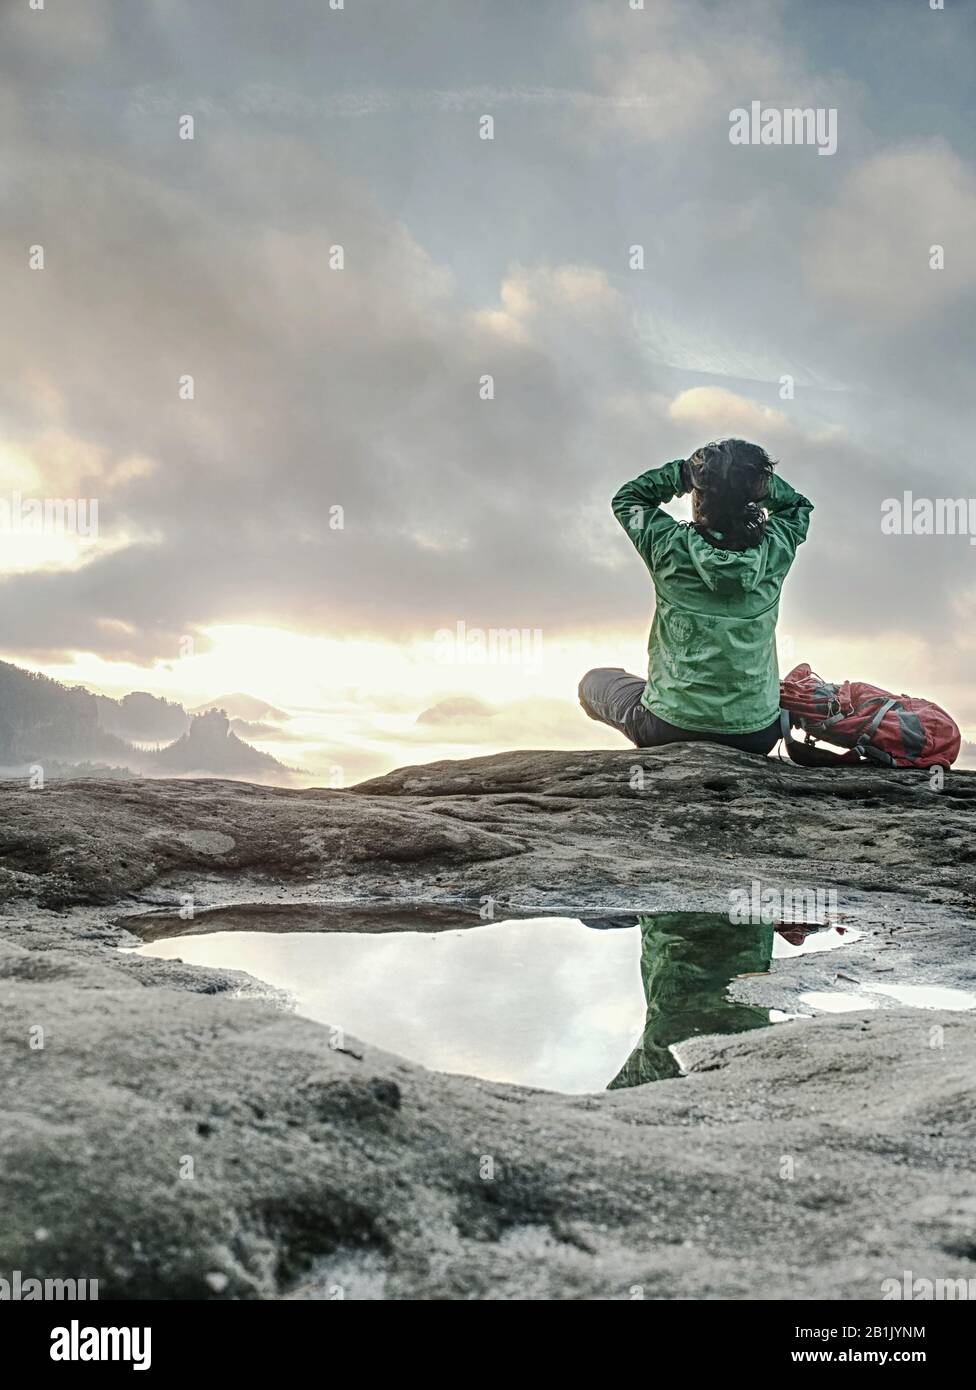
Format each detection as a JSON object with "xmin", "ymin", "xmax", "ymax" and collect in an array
[
  {"xmin": 0, "ymin": 660, "xmax": 292, "ymax": 783},
  {"xmin": 150, "ymin": 707, "xmax": 292, "ymax": 779}
]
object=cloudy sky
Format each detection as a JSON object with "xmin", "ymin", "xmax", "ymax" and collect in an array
[{"xmin": 2, "ymin": 0, "xmax": 974, "ymax": 779}]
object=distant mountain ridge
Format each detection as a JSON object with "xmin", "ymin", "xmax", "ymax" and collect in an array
[
  {"xmin": 189, "ymin": 692, "xmax": 289, "ymax": 722},
  {"xmin": 0, "ymin": 660, "xmax": 297, "ymax": 783},
  {"xmin": 94, "ymin": 690, "xmax": 190, "ymax": 743}
]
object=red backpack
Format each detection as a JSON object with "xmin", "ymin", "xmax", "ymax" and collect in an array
[{"xmin": 779, "ymin": 663, "xmax": 960, "ymax": 769}]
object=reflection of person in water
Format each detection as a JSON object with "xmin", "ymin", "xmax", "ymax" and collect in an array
[{"xmin": 605, "ymin": 911, "xmax": 776, "ymax": 1089}]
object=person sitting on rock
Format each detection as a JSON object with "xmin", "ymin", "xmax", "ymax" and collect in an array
[{"xmin": 579, "ymin": 439, "xmax": 812, "ymax": 754}]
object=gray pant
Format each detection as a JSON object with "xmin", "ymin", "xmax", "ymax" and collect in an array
[{"xmin": 578, "ymin": 667, "xmax": 781, "ymax": 755}]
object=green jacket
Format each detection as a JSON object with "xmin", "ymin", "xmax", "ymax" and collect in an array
[
  {"xmin": 613, "ymin": 460, "xmax": 813, "ymax": 734},
  {"xmin": 608, "ymin": 911, "xmax": 775, "ymax": 1088}
]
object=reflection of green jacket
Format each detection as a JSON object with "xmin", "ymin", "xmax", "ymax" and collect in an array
[
  {"xmin": 612, "ymin": 462, "xmax": 813, "ymax": 733},
  {"xmin": 608, "ymin": 912, "xmax": 774, "ymax": 1089}
]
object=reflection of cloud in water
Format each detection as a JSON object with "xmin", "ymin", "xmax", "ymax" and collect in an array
[
  {"xmin": 139, "ymin": 918, "xmax": 647, "ymax": 1094},
  {"xmin": 802, "ymin": 983, "xmax": 976, "ymax": 1013},
  {"xmin": 864, "ymin": 982, "xmax": 976, "ymax": 1010}
]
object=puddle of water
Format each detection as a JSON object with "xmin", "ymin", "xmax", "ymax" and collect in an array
[
  {"xmin": 798, "ymin": 991, "xmax": 880, "ymax": 1014},
  {"xmin": 864, "ymin": 981, "xmax": 976, "ymax": 1010},
  {"xmin": 801, "ymin": 983, "xmax": 976, "ymax": 1013},
  {"xmin": 771, "ymin": 925, "xmax": 854, "ymax": 957},
  {"xmin": 128, "ymin": 909, "xmax": 858, "ymax": 1094}
]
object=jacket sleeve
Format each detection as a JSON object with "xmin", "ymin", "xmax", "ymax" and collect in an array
[
  {"xmin": 612, "ymin": 459, "xmax": 685, "ymax": 567},
  {"xmin": 763, "ymin": 472, "xmax": 813, "ymax": 560}
]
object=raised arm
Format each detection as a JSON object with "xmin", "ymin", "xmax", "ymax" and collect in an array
[
  {"xmin": 762, "ymin": 472, "xmax": 814, "ymax": 557},
  {"xmin": 612, "ymin": 459, "xmax": 686, "ymax": 566}
]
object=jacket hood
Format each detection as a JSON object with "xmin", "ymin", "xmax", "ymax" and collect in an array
[{"xmin": 686, "ymin": 526, "xmax": 769, "ymax": 593}]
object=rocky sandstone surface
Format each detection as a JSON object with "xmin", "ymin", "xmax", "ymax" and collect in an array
[{"xmin": 1, "ymin": 744, "xmax": 974, "ymax": 1299}]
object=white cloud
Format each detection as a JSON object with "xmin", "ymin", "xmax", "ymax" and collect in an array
[{"xmin": 668, "ymin": 386, "xmax": 790, "ymax": 436}]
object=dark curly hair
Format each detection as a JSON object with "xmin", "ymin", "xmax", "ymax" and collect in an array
[{"xmin": 682, "ymin": 438, "xmax": 776, "ymax": 551}]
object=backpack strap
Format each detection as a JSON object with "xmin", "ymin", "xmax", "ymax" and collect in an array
[
  {"xmin": 858, "ymin": 696, "xmax": 896, "ymax": 741},
  {"xmin": 778, "ymin": 707, "xmax": 864, "ymax": 767},
  {"xmin": 850, "ymin": 696, "xmax": 896, "ymax": 761},
  {"xmin": 783, "ymin": 736, "xmax": 863, "ymax": 767},
  {"xmin": 807, "ymin": 694, "xmax": 897, "ymax": 740}
]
